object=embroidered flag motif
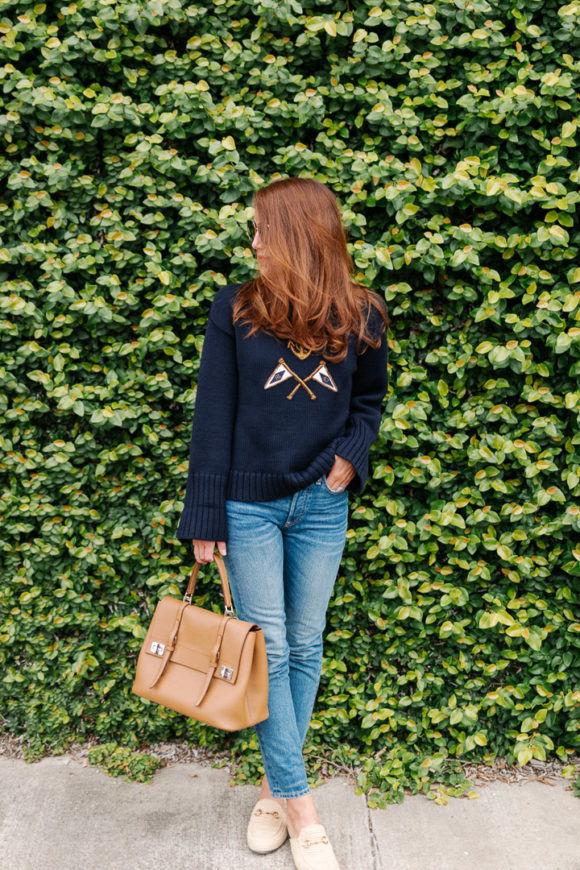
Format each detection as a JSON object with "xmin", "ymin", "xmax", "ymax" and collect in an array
[
  {"xmin": 311, "ymin": 364, "xmax": 337, "ymax": 392},
  {"xmin": 264, "ymin": 361, "xmax": 293, "ymax": 390},
  {"xmin": 264, "ymin": 358, "xmax": 338, "ymax": 401}
]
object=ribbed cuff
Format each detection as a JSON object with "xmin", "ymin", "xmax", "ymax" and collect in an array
[
  {"xmin": 334, "ymin": 419, "xmax": 372, "ymax": 492},
  {"xmin": 176, "ymin": 472, "xmax": 228, "ymax": 543}
]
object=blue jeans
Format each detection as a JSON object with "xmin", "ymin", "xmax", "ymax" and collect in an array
[{"xmin": 222, "ymin": 476, "xmax": 348, "ymax": 799}]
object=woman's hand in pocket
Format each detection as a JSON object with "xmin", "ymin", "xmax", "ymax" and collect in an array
[{"xmin": 326, "ymin": 455, "xmax": 355, "ymax": 492}]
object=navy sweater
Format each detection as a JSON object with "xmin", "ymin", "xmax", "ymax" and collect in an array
[{"xmin": 176, "ymin": 283, "xmax": 389, "ymax": 543}]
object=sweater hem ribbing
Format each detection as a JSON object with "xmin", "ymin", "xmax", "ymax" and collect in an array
[
  {"xmin": 175, "ymin": 445, "xmax": 349, "ymax": 542},
  {"xmin": 225, "ymin": 449, "xmax": 336, "ymax": 503}
]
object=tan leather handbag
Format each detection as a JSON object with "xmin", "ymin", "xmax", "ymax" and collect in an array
[{"xmin": 132, "ymin": 554, "xmax": 269, "ymax": 731}]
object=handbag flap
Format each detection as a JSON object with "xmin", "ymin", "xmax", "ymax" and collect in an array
[{"xmin": 144, "ymin": 596, "xmax": 259, "ymax": 685}]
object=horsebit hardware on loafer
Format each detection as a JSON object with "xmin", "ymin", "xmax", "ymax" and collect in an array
[{"xmin": 304, "ymin": 835, "xmax": 329, "ymax": 848}]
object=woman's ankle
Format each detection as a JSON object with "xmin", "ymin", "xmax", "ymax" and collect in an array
[
  {"xmin": 285, "ymin": 793, "xmax": 319, "ymax": 838},
  {"xmin": 259, "ymin": 777, "xmax": 286, "ymax": 813}
]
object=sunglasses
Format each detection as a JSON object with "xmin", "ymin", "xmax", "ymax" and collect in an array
[{"xmin": 246, "ymin": 220, "xmax": 269, "ymax": 240}]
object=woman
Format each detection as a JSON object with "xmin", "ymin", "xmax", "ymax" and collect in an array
[{"xmin": 176, "ymin": 176, "xmax": 388, "ymax": 870}]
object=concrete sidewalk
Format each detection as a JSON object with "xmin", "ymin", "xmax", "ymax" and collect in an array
[{"xmin": 0, "ymin": 756, "xmax": 578, "ymax": 870}]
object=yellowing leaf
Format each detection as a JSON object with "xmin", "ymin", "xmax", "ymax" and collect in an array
[
  {"xmin": 518, "ymin": 747, "xmax": 533, "ymax": 766},
  {"xmin": 562, "ymin": 120, "xmax": 577, "ymax": 139},
  {"xmin": 555, "ymin": 333, "xmax": 572, "ymax": 352},
  {"xmin": 544, "ymin": 72, "xmax": 560, "ymax": 86},
  {"xmin": 439, "ymin": 621, "xmax": 453, "ymax": 637},
  {"xmin": 221, "ymin": 136, "xmax": 236, "ymax": 151},
  {"xmin": 549, "ymin": 225, "xmax": 567, "ymax": 241},
  {"xmin": 486, "ymin": 178, "xmax": 502, "ymax": 197}
]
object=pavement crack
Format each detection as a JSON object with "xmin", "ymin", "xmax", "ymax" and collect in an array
[{"xmin": 365, "ymin": 797, "xmax": 383, "ymax": 870}]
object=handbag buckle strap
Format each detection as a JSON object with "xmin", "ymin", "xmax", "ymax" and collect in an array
[
  {"xmin": 184, "ymin": 554, "xmax": 234, "ymax": 613},
  {"xmin": 183, "ymin": 597, "xmax": 234, "ymax": 616}
]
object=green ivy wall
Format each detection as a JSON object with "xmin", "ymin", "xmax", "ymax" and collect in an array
[{"xmin": 1, "ymin": 0, "xmax": 579, "ymax": 799}]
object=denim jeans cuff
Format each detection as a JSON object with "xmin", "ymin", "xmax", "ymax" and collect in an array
[{"xmin": 269, "ymin": 785, "xmax": 311, "ymax": 799}]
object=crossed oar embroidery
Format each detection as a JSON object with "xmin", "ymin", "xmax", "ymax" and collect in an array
[{"xmin": 264, "ymin": 357, "xmax": 338, "ymax": 400}]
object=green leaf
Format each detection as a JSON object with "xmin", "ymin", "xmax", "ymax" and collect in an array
[{"xmin": 518, "ymin": 747, "xmax": 533, "ymax": 766}]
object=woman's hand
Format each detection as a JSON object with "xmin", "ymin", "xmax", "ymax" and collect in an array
[
  {"xmin": 326, "ymin": 455, "xmax": 356, "ymax": 492},
  {"xmin": 192, "ymin": 540, "xmax": 227, "ymax": 563}
]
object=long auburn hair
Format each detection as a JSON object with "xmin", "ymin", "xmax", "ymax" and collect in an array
[{"xmin": 233, "ymin": 177, "xmax": 388, "ymax": 362}]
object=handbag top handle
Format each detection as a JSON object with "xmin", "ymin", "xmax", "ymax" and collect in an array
[{"xmin": 183, "ymin": 553, "xmax": 234, "ymax": 616}]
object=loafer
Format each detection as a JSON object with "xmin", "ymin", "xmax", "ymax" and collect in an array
[
  {"xmin": 247, "ymin": 797, "xmax": 288, "ymax": 853},
  {"xmin": 290, "ymin": 823, "xmax": 340, "ymax": 870}
]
